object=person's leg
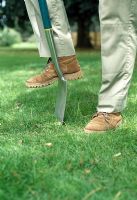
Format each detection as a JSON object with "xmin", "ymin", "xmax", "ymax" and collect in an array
[
  {"xmin": 98, "ymin": 0, "xmax": 137, "ymax": 113},
  {"xmin": 24, "ymin": 0, "xmax": 75, "ymax": 57},
  {"xmin": 24, "ymin": 0, "xmax": 83, "ymax": 88},
  {"xmin": 85, "ymin": 0, "xmax": 137, "ymax": 133}
]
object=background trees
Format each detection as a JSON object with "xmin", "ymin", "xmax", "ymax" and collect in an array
[
  {"xmin": 64, "ymin": 0, "xmax": 99, "ymax": 48},
  {"xmin": 0, "ymin": 0, "xmax": 99, "ymax": 48},
  {"xmin": 0, "ymin": 0, "xmax": 28, "ymax": 28}
]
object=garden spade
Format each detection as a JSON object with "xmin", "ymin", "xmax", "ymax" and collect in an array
[{"xmin": 38, "ymin": 0, "xmax": 67, "ymax": 123}]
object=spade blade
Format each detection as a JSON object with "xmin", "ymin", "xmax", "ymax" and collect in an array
[{"xmin": 55, "ymin": 79, "xmax": 67, "ymax": 123}]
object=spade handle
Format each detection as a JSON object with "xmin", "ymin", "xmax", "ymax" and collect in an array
[{"xmin": 38, "ymin": 0, "xmax": 52, "ymax": 29}]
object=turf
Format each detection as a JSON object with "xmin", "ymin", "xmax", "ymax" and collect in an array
[{"xmin": 0, "ymin": 49, "xmax": 137, "ymax": 200}]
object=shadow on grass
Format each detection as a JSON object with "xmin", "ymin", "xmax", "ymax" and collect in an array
[
  {"xmin": 0, "ymin": 50, "xmax": 100, "ymax": 134},
  {"xmin": 2, "ymin": 49, "xmax": 137, "ymax": 135},
  {"xmin": 1, "ymin": 79, "xmax": 98, "ymax": 134}
]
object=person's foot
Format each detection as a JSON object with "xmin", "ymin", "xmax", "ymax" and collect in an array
[
  {"xmin": 84, "ymin": 112, "xmax": 122, "ymax": 134},
  {"xmin": 26, "ymin": 55, "xmax": 83, "ymax": 88}
]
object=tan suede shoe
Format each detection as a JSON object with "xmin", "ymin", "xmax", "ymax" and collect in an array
[
  {"xmin": 26, "ymin": 55, "xmax": 83, "ymax": 88},
  {"xmin": 84, "ymin": 112, "xmax": 122, "ymax": 134}
]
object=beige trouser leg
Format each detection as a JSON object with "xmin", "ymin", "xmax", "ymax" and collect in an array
[
  {"xmin": 97, "ymin": 0, "xmax": 137, "ymax": 113},
  {"xmin": 24, "ymin": 0, "xmax": 75, "ymax": 57}
]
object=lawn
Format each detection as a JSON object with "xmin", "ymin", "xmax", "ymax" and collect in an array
[{"xmin": 0, "ymin": 49, "xmax": 137, "ymax": 200}]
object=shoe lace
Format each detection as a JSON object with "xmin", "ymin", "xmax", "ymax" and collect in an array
[
  {"xmin": 41, "ymin": 58, "xmax": 54, "ymax": 78},
  {"xmin": 45, "ymin": 58, "xmax": 52, "ymax": 72},
  {"xmin": 93, "ymin": 112, "xmax": 111, "ymax": 124}
]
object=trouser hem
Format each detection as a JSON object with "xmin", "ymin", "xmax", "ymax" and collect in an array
[{"xmin": 97, "ymin": 95, "xmax": 127, "ymax": 113}]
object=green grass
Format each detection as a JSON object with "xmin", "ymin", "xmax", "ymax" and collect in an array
[{"xmin": 0, "ymin": 49, "xmax": 137, "ymax": 200}]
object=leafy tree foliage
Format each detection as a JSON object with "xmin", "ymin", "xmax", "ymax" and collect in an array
[
  {"xmin": 0, "ymin": 0, "xmax": 28, "ymax": 29},
  {"xmin": 0, "ymin": 0, "xmax": 99, "ymax": 47},
  {"xmin": 64, "ymin": 0, "xmax": 99, "ymax": 48}
]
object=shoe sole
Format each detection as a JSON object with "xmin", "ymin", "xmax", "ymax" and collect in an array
[
  {"xmin": 84, "ymin": 120, "xmax": 123, "ymax": 134},
  {"xmin": 26, "ymin": 70, "xmax": 83, "ymax": 88}
]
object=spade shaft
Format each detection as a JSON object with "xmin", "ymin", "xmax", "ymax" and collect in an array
[{"xmin": 38, "ymin": 0, "xmax": 67, "ymax": 123}]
